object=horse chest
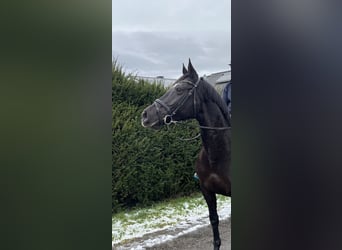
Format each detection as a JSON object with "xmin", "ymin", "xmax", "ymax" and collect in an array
[{"xmin": 201, "ymin": 173, "xmax": 228, "ymax": 195}]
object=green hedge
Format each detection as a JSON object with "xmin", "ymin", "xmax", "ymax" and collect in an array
[{"xmin": 112, "ymin": 61, "xmax": 201, "ymax": 213}]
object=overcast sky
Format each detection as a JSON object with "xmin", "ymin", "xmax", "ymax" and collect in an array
[{"xmin": 112, "ymin": 0, "xmax": 231, "ymax": 79}]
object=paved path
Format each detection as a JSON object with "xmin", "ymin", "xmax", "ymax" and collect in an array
[{"xmin": 146, "ymin": 218, "xmax": 231, "ymax": 250}]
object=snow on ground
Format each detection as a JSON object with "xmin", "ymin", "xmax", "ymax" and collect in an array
[{"xmin": 112, "ymin": 195, "xmax": 231, "ymax": 249}]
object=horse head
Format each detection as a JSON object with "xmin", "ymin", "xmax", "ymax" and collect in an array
[{"xmin": 141, "ymin": 59, "xmax": 200, "ymax": 129}]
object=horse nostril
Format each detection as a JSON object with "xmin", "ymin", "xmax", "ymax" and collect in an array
[{"xmin": 142, "ymin": 111, "xmax": 148, "ymax": 121}]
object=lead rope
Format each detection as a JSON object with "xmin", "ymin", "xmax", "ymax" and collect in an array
[
  {"xmin": 167, "ymin": 120, "xmax": 231, "ymax": 141},
  {"xmin": 164, "ymin": 120, "xmax": 201, "ymax": 141},
  {"xmin": 178, "ymin": 133, "xmax": 201, "ymax": 141}
]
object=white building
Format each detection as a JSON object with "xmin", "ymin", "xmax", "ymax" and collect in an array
[
  {"xmin": 203, "ymin": 70, "xmax": 231, "ymax": 95},
  {"xmin": 136, "ymin": 76, "xmax": 176, "ymax": 87}
]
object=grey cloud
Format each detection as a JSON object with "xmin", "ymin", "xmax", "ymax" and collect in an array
[
  {"xmin": 112, "ymin": 31, "xmax": 230, "ymax": 78},
  {"xmin": 112, "ymin": 0, "xmax": 230, "ymax": 33},
  {"xmin": 112, "ymin": 0, "xmax": 230, "ymax": 78}
]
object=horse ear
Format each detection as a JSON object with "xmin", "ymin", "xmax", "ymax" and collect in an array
[
  {"xmin": 187, "ymin": 58, "xmax": 198, "ymax": 81},
  {"xmin": 182, "ymin": 63, "xmax": 188, "ymax": 74}
]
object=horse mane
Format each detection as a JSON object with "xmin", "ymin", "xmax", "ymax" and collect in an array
[
  {"xmin": 199, "ymin": 77, "xmax": 231, "ymax": 124},
  {"xmin": 172, "ymin": 74, "xmax": 230, "ymax": 125}
]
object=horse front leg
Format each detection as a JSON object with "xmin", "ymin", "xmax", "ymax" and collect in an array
[{"xmin": 202, "ymin": 189, "xmax": 221, "ymax": 250}]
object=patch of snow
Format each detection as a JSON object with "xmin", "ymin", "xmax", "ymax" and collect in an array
[{"xmin": 112, "ymin": 196, "xmax": 231, "ymax": 249}]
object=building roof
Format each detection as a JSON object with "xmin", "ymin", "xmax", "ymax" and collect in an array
[
  {"xmin": 136, "ymin": 69, "xmax": 231, "ymax": 88},
  {"xmin": 204, "ymin": 70, "xmax": 231, "ymax": 86}
]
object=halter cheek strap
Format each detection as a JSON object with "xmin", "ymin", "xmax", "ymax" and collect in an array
[
  {"xmin": 153, "ymin": 77, "xmax": 201, "ymax": 125},
  {"xmin": 155, "ymin": 99, "xmax": 173, "ymax": 125},
  {"xmin": 155, "ymin": 99, "xmax": 171, "ymax": 114}
]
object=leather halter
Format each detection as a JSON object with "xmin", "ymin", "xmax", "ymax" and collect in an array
[
  {"xmin": 153, "ymin": 77, "xmax": 231, "ymax": 131},
  {"xmin": 153, "ymin": 77, "xmax": 200, "ymax": 126}
]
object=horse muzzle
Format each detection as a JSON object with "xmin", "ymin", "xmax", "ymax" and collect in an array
[
  {"xmin": 141, "ymin": 107, "xmax": 163, "ymax": 129},
  {"xmin": 141, "ymin": 110, "xmax": 149, "ymax": 127}
]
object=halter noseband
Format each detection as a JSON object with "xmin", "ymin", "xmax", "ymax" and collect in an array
[{"xmin": 154, "ymin": 77, "xmax": 201, "ymax": 125}]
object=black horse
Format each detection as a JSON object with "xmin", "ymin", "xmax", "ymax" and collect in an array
[{"xmin": 141, "ymin": 60, "xmax": 231, "ymax": 250}]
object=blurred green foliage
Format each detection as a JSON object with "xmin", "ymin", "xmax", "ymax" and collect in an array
[
  {"xmin": 112, "ymin": 60, "xmax": 201, "ymax": 213},
  {"xmin": 1, "ymin": 2, "xmax": 112, "ymax": 250}
]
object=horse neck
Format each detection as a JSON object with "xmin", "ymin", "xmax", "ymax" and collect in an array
[{"xmin": 196, "ymin": 101, "xmax": 231, "ymax": 157}]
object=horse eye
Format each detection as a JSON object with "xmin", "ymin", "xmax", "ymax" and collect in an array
[{"xmin": 175, "ymin": 86, "xmax": 183, "ymax": 93}]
